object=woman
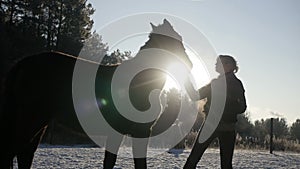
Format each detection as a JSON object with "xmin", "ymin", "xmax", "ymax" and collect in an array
[{"xmin": 184, "ymin": 55, "xmax": 247, "ymax": 169}]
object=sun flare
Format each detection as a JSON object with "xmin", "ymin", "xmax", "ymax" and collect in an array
[{"xmin": 163, "ymin": 48, "xmax": 210, "ymax": 90}]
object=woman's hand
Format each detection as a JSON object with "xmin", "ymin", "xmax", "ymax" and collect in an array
[{"xmin": 184, "ymin": 80, "xmax": 200, "ymax": 101}]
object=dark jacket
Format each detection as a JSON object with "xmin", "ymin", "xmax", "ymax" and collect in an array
[{"xmin": 198, "ymin": 72, "xmax": 247, "ymax": 123}]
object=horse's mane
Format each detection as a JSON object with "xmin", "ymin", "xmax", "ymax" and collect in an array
[{"xmin": 141, "ymin": 19, "xmax": 182, "ymax": 49}]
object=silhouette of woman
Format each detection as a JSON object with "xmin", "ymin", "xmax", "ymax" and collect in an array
[{"xmin": 184, "ymin": 55, "xmax": 247, "ymax": 169}]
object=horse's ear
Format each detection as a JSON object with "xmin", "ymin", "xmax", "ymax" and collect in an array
[
  {"xmin": 163, "ymin": 19, "xmax": 172, "ymax": 27},
  {"xmin": 150, "ymin": 22, "xmax": 157, "ymax": 30}
]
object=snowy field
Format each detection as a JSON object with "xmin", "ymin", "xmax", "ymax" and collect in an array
[{"xmin": 14, "ymin": 146, "xmax": 300, "ymax": 169}]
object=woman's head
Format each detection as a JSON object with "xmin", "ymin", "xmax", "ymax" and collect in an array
[{"xmin": 215, "ymin": 55, "xmax": 239, "ymax": 74}]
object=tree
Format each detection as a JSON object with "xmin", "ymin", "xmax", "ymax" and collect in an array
[
  {"xmin": 55, "ymin": 0, "xmax": 95, "ymax": 55},
  {"xmin": 252, "ymin": 119, "xmax": 268, "ymax": 143},
  {"xmin": 252, "ymin": 117, "xmax": 289, "ymax": 141},
  {"xmin": 290, "ymin": 119, "xmax": 300, "ymax": 141},
  {"xmin": 0, "ymin": 0, "xmax": 95, "ymax": 73},
  {"xmin": 236, "ymin": 112, "xmax": 254, "ymax": 138},
  {"xmin": 80, "ymin": 31, "xmax": 133, "ymax": 65},
  {"xmin": 101, "ymin": 49, "xmax": 132, "ymax": 65},
  {"xmin": 265, "ymin": 118, "xmax": 289, "ymax": 139},
  {"xmin": 80, "ymin": 31, "xmax": 109, "ymax": 62}
]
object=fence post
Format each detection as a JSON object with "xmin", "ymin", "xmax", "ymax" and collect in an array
[{"xmin": 270, "ymin": 118, "xmax": 274, "ymax": 154}]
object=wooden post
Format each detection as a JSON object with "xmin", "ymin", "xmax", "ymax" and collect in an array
[{"xmin": 270, "ymin": 118, "xmax": 274, "ymax": 154}]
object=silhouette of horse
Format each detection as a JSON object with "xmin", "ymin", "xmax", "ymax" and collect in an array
[{"xmin": 0, "ymin": 19, "xmax": 193, "ymax": 169}]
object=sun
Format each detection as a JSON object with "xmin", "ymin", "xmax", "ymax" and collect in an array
[
  {"xmin": 164, "ymin": 74, "xmax": 181, "ymax": 90},
  {"xmin": 163, "ymin": 48, "xmax": 210, "ymax": 90}
]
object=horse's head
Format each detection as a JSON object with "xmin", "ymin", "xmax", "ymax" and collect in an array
[{"xmin": 140, "ymin": 19, "xmax": 193, "ymax": 70}]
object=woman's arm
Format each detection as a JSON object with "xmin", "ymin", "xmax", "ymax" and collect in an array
[
  {"xmin": 184, "ymin": 80, "xmax": 200, "ymax": 101},
  {"xmin": 184, "ymin": 80, "xmax": 211, "ymax": 101}
]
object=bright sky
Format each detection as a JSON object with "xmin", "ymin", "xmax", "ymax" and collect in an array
[{"xmin": 88, "ymin": 0, "xmax": 300, "ymax": 125}]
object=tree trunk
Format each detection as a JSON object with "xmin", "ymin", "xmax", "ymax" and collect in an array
[
  {"xmin": 56, "ymin": 0, "xmax": 63, "ymax": 50},
  {"xmin": 9, "ymin": 0, "xmax": 15, "ymax": 25}
]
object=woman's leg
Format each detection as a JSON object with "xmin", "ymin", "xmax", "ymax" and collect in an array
[
  {"xmin": 132, "ymin": 137, "xmax": 149, "ymax": 169},
  {"xmin": 218, "ymin": 131, "xmax": 236, "ymax": 169},
  {"xmin": 183, "ymin": 131, "xmax": 217, "ymax": 169}
]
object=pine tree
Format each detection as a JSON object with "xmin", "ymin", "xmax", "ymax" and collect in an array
[{"xmin": 290, "ymin": 119, "xmax": 300, "ymax": 141}]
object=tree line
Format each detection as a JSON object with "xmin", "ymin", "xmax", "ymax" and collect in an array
[
  {"xmin": 1, "ymin": 0, "xmax": 93, "ymax": 73},
  {"xmin": 0, "ymin": 0, "xmax": 130, "ymax": 80},
  {"xmin": 234, "ymin": 113, "xmax": 300, "ymax": 151}
]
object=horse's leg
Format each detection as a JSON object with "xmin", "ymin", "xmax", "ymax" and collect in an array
[
  {"xmin": 0, "ymin": 128, "xmax": 15, "ymax": 169},
  {"xmin": 0, "ymin": 153, "xmax": 14, "ymax": 169},
  {"xmin": 17, "ymin": 126, "xmax": 47, "ymax": 169},
  {"xmin": 132, "ymin": 136, "xmax": 149, "ymax": 169},
  {"xmin": 0, "ymin": 95, "xmax": 16, "ymax": 168},
  {"xmin": 103, "ymin": 134, "xmax": 123, "ymax": 169}
]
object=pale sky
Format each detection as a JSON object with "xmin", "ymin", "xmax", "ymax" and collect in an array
[{"xmin": 88, "ymin": 0, "xmax": 300, "ymax": 125}]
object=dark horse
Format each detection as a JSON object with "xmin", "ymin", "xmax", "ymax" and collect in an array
[{"xmin": 0, "ymin": 19, "xmax": 193, "ymax": 168}]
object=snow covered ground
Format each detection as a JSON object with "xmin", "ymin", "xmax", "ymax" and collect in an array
[{"xmin": 14, "ymin": 146, "xmax": 300, "ymax": 168}]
